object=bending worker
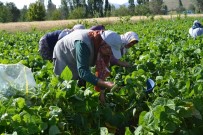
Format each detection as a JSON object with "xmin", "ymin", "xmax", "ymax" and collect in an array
[{"xmin": 53, "ymin": 29, "xmax": 122, "ymax": 102}]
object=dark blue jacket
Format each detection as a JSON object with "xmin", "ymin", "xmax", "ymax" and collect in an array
[
  {"xmin": 90, "ymin": 25, "xmax": 105, "ymax": 30},
  {"xmin": 45, "ymin": 30, "xmax": 62, "ymax": 52}
]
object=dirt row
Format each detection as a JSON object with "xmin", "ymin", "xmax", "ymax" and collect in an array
[{"xmin": 0, "ymin": 14, "xmax": 202, "ymax": 32}]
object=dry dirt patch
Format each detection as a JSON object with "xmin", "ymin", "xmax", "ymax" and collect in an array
[{"xmin": 0, "ymin": 14, "xmax": 202, "ymax": 32}]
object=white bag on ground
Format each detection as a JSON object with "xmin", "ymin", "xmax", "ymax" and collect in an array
[{"xmin": 0, "ymin": 63, "xmax": 36, "ymax": 97}]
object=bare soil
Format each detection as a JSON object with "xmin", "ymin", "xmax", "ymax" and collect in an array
[{"xmin": 0, "ymin": 14, "xmax": 202, "ymax": 32}]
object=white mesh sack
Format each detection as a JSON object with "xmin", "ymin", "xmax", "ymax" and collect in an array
[{"xmin": 0, "ymin": 63, "xmax": 36, "ymax": 97}]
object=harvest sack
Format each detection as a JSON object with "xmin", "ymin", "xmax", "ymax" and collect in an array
[{"xmin": 0, "ymin": 63, "xmax": 36, "ymax": 97}]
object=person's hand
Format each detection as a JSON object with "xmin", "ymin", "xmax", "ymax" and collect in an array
[
  {"xmin": 104, "ymin": 81, "xmax": 114, "ymax": 89},
  {"xmin": 117, "ymin": 60, "xmax": 131, "ymax": 67},
  {"xmin": 97, "ymin": 79, "xmax": 114, "ymax": 90},
  {"xmin": 122, "ymin": 62, "xmax": 131, "ymax": 67}
]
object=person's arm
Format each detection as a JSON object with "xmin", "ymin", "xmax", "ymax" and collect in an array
[
  {"xmin": 110, "ymin": 56, "xmax": 131, "ymax": 67},
  {"xmin": 75, "ymin": 40, "xmax": 99, "ymax": 85},
  {"xmin": 76, "ymin": 41, "xmax": 115, "ymax": 104},
  {"xmin": 117, "ymin": 60, "xmax": 131, "ymax": 67},
  {"xmin": 58, "ymin": 29, "xmax": 71, "ymax": 40},
  {"xmin": 75, "ymin": 40, "xmax": 115, "ymax": 90},
  {"xmin": 97, "ymin": 79, "xmax": 114, "ymax": 89}
]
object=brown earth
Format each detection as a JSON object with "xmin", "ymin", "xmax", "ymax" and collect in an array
[{"xmin": 0, "ymin": 14, "xmax": 202, "ymax": 33}]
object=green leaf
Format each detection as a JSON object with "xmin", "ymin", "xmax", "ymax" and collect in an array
[
  {"xmin": 60, "ymin": 66, "xmax": 72, "ymax": 81},
  {"xmin": 49, "ymin": 106, "xmax": 62, "ymax": 116},
  {"xmin": 42, "ymin": 90, "xmax": 50, "ymax": 103},
  {"xmin": 49, "ymin": 125, "xmax": 60, "ymax": 135},
  {"xmin": 12, "ymin": 114, "xmax": 21, "ymax": 122},
  {"xmin": 186, "ymin": 80, "xmax": 190, "ymax": 90},
  {"xmin": 56, "ymin": 89, "xmax": 66, "ymax": 99},
  {"xmin": 191, "ymin": 108, "xmax": 202, "ymax": 120},
  {"xmin": 100, "ymin": 127, "xmax": 108, "ymax": 135},
  {"xmin": 12, "ymin": 131, "xmax": 18, "ymax": 135},
  {"xmin": 163, "ymin": 122, "xmax": 178, "ymax": 133},
  {"xmin": 194, "ymin": 49, "xmax": 201, "ymax": 54},
  {"xmin": 144, "ymin": 111, "xmax": 159, "ymax": 131},
  {"xmin": 156, "ymin": 76, "xmax": 163, "ymax": 80},
  {"xmin": 16, "ymin": 98, "xmax": 25, "ymax": 109},
  {"xmin": 1, "ymin": 113, "xmax": 8, "ymax": 120},
  {"xmin": 39, "ymin": 122, "xmax": 48, "ymax": 131},
  {"xmin": 27, "ymin": 123, "xmax": 39, "ymax": 134},
  {"xmin": 50, "ymin": 75, "xmax": 59, "ymax": 87},
  {"xmin": 152, "ymin": 97, "xmax": 175, "ymax": 110},
  {"xmin": 23, "ymin": 113, "xmax": 31, "ymax": 123},
  {"xmin": 134, "ymin": 126, "xmax": 143, "ymax": 135},
  {"xmin": 84, "ymin": 89, "xmax": 92, "ymax": 97},
  {"xmin": 138, "ymin": 111, "xmax": 147, "ymax": 125},
  {"xmin": 125, "ymin": 127, "xmax": 133, "ymax": 135},
  {"xmin": 153, "ymin": 105, "xmax": 165, "ymax": 120}
]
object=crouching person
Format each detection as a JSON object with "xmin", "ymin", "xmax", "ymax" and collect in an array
[{"xmin": 53, "ymin": 29, "xmax": 122, "ymax": 103}]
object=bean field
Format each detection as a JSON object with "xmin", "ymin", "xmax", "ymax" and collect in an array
[{"xmin": 0, "ymin": 16, "xmax": 203, "ymax": 135}]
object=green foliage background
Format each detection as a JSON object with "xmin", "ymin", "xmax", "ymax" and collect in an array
[{"xmin": 0, "ymin": 16, "xmax": 203, "ymax": 134}]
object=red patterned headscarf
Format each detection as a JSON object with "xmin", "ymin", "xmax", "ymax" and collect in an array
[{"xmin": 88, "ymin": 31, "xmax": 111, "ymax": 92}]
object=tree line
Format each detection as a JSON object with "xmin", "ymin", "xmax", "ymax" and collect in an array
[{"xmin": 0, "ymin": 0, "xmax": 202, "ymax": 23}]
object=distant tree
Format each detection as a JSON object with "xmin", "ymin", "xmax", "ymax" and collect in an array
[
  {"xmin": 175, "ymin": 0, "xmax": 185, "ymax": 13},
  {"xmin": 27, "ymin": 1, "xmax": 46, "ymax": 21},
  {"xmin": 104, "ymin": 0, "xmax": 111, "ymax": 16},
  {"xmin": 60, "ymin": 0, "xmax": 69, "ymax": 19},
  {"xmin": 69, "ymin": 0, "xmax": 75, "ymax": 10},
  {"xmin": 149, "ymin": 0, "xmax": 164, "ymax": 15},
  {"xmin": 87, "ymin": 0, "xmax": 94, "ymax": 17},
  {"xmin": 47, "ymin": 0, "xmax": 56, "ymax": 12},
  {"xmin": 137, "ymin": 0, "xmax": 149, "ymax": 5},
  {"xmin": 128, "ymin": 0, "xmax": 135, "ymax": 15},
  {"xmin": 178, "ymin": 0, "xmax": 183, "ymax": 7},
  {"xmin": 5, "ymin": 2, "xmax": 20, "ymax": 22},
  {"xmin": 63, "ymin": 0, "xmax": 88, "ymax": 18},
  {"xmin": 0, "ymin": 1, "xmax": 3, "ymax": 6},
  {"xmin": 74, "ymin": 0, "xmax": 86, "ymax": 7},
  {"xmin": 47, "ymin": 0, "xmax": 57, "ymax": 20},
  {"xmin": 51, "ymin": 9, "xmax": 62, "ymax": 20},
  {"xmin": 112, "ymin": 5, "xmax": 130, "ymax": 16},
  {"xmin": 69, "ymin": 7, "xmax": 86, "ymax": 19},
  {"xmin": 94, "ymin": 0, "xmax": 104, "ymax": 17},
  {"xmin": 134, "ymin": 3, "xmax": 150, "ymax": 15},
  {"xmin": 176, "ymin": 6, "xmax": 185, "ymax": 14},
  {"xmin": 176, "ymin": 6, "xmax": 185, "ymax": 13},
  {"xmin": 161, "ymin": 5, "xmax": 168, "ymax": 15},
  {"xmin": 194, "ymin": 0, "xmax": 203, "ymax": 13},
  {"xmin": 188, "ymin": 4, "xmax": 195, "ymax": 12},
  {"xmin": 20, "ymin": 6, "xmax": 28, "ymax": 22},
  {"xmin": 87, "ymin": 0, "xmax": 104, "ymax": 17},
  {"xmin": 81, "ymin": 0, "xmax": 88, "ymax": 18},
  {"xmin": 0, "ymin": 4, "xmax": 12, "ymax": 22}
]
